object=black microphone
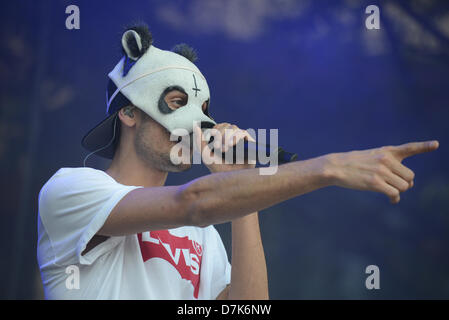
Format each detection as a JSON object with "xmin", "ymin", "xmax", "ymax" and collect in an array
[{"xmin": 214, "ymin": 139, "xmax": 298, "ymax": 164}]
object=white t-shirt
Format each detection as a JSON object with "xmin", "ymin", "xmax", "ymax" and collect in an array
[{"xmin": 37, "ymin": 167, "xmax": 231, "ymax": 299}]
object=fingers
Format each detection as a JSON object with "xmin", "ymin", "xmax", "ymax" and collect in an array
[
  {"xmin": 372, "ymin": 163, "xmax": 410, "ymax": 204},
  {"xmin": 391, "ymin": 140, "xmax": 439, "ymax": 160},
  {"xmin": 389, "ymin": 161, "xmax": 415, "ymax": 187},
  {"xmin": 389, "ymin": 160, "xmax": 415, "ymax": 181},
  {"xmin": 377, "ymin": 153, "xmax": 415, "ymax": 187},
  {"xmin": 211, "ymin": 123, "xmax": 255, "ymax": 152},
  {"xmin": 382, "ymin": 182, "xmax": 401, "ymax": 204},
  {"xmin": 340, "ymin": 140, "xmax": 435, "ymax": 204},
  {"xmin": 224, "ymin": 130, "xmax": 255, "ymax": 151},
  {"xmin": 370, "ymin": 140, "xmax": 436, "ymax": 202},
  {"xmin": 194, "ymin": 123, "xmax": 255, "ymax": 165},
  {"xmin": 368, "ymin": 176, "xmax": 401, "ymax": 204},
  {"xmin": 382, "ymin": 169, "xmax": 410, "ymax": 194}
]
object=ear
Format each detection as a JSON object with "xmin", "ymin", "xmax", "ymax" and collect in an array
[
  {"xmin": 122, "ymin": 30, "xmax": 143, "ymax": 61},
  {"xmin": 118, "ymin": 106, "xmax": 137, "ymax": 128},
  {"xmin": 121, "ymin": 23, "xmax": 153, "ymax": 61},
  {"xmin": 120, "ymin": 24, "xmax": 153, "ymax": 76},
  {"xmin": 171, "ymin": 43, "xmax": 198, "ymax": 63}
]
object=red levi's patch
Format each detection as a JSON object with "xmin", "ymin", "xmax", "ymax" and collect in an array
[{"xmin": 137, "ymin": 230, "xmax": 203, "ymax": 298}]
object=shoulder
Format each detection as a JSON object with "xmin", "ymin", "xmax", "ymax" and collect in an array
[
  {"xmin": 43, "ymin": 167, "xmax": 114, "ymax": 186},
  {"xmin": 38, "ymin": 167, "xmax": 117, "ymax": 212}
]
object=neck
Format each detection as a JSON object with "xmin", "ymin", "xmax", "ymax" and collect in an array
[{"xmin": 105, "ymin": 145, "xmax": 168, "ymax": 188}]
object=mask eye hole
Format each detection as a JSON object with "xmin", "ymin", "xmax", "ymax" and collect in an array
[
  {"xmin": 202, "ymin": 99, "xmax": 210, "ymax": 114},
  {"xmin": 165, "ymin": 89, "xmax": 188, "ymax": 111}
]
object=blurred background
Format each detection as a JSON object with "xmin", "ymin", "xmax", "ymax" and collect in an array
[{"xmin": 1, "ymin": 0, "xmax": 448, "ymax": 299}]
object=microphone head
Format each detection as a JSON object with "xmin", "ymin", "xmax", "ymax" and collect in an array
[{"xmin": 277, "ymin": 148, "xmax": 298, "ymax": 163}]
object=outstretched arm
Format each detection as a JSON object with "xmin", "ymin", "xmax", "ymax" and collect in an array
[{"xmin": 98, "ymin": 139, "xmax": 439, "ymax": 236}]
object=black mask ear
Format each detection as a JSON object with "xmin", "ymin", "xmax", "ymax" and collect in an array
[
  {"xmin": 121, "ymin": 24, "xmax": 153, "ymax": 76},
  {"xmin": 171, "ymin": 43, "xmax": 198, "ymax": 63},
  {"xmin": 122, "ymin": 30, "xmax": 144, "ymax": 60}
]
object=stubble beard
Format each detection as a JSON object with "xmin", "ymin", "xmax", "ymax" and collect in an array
[{"xmin": 134, "ymin": 123, "xmax": 192, "ymax": 173}]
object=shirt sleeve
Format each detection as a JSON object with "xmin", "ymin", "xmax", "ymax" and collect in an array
[
  {"xmin": 38, "ymin": 168, "xmax": 142, "ymax": 266},
  {"xmin": 200, "ymin": 226, "xmax": 232, "ymax": 299}
]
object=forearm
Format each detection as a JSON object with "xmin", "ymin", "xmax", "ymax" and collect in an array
[
  {"xmin": 228, "ymin": 212, "xmax": 268, "ymax": 300},
  {"xmin": 100, "ymin": 136, "xmax": 437, "ymax": 237},
  {"xmin": 100, "ymin": 156, "xmax": 332, "ymax": 236},
  {"xmin": 181, "ymin": 155, "xmax": 332, "ymax": 227}
]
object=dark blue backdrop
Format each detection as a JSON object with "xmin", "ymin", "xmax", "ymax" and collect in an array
[{"xmin": 1, "ymin": 0, "xmax": 448, "ymax": 299}]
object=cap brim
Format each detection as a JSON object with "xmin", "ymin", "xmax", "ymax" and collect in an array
[{"xmin": 81, "ymin": 113, "xmax": 119, "ymax": 160}]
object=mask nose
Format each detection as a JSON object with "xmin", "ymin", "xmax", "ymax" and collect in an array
[
  {"xmin": 200, "ymin": 120, "xmax": 215, "ymax": 130},
  {"xmin": 164, "ymin": 102, "xmax": 216, "ymax": 135}
]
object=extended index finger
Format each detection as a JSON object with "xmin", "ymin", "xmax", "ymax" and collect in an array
[{"xmin": 391, "ymin": 140, "xmax": 439, "ymax": 160}]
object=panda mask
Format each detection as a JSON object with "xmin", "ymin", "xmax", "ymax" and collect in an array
[{"xmin": 81, "ymin": 24, "xmax": 216, "ymax": 159}]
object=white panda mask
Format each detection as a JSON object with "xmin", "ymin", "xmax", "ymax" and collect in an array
[{"xmin": 107, "ymin": 27, "xmax": 216, "ymax": 135}]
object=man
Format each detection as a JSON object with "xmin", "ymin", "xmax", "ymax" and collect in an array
[{"xmin": 37, "ymin": 24, "xmax": 439, "ymax": 299}]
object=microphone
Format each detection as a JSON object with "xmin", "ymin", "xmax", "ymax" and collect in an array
[{"xmin": 214, "ymin": 139, "xmax": 298, "ymax": 164}]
